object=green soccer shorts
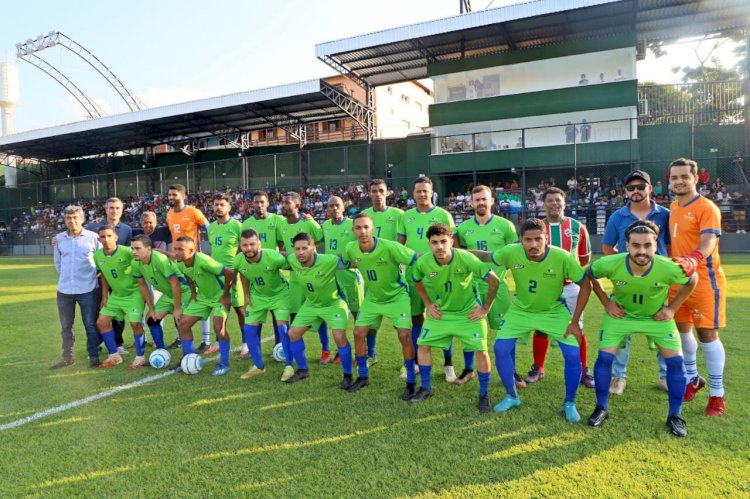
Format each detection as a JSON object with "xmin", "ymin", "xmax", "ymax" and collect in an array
[
  {"xmin": 289, "ymin": 275, "xmax": 306, "ymax": 311},
  {"xmin": 355, "ymin": 292, "xmax": 412, "ymax": 330},
  {"xmin": 336, "ymin": 268, "xmax": 364, "ymax": 314},
  {"xmin": 230, "ymin": 277, "xmax": 243, "ymax": 308},
  {"xmin": 100, "ymin": 293, "xmax": 145, "ymax": 323},
  {"xmin": 406, "ymin": 266, "xmax": 434, "ymax": 317},
  {"xmin": 497, "ymin": 304, "xmax": 578, "ymax": 346},
  {"xmin": 599, "ymin": 315, "xmax": 681, "ymax": 352},
  {"xmin": 183, "ymin": 294, "xmax": 229, "ymax": 320},
  {"xmin": 292, "ymin": 300, "xmax": 350, "ymax": 331},
  {"xmin": 479, "ymin": 280, "xmax": 511, "ymax": 330},
  {"xmin": 417, "ymin": 312, "xmax": 488, "ymax": 352},
  {"xmin": 245, "ymin": 290, "xmax": 291, "ymax": 324},
  {"xmin": 154, "ymin": 292, "xmax": 190, "ymax": 315}
]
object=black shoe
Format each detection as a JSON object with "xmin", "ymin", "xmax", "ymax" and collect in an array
[
  {"xmin": 588, "ymin": 405, "xmax": 609, "ymax": 427},
  {"xmin": 410, "ymin": 387, "xmax": 433, "ymax": 403},
  {"xmin": 196, "ymin": 342, "xmax": 209, "ymax": 354},
  {"xmin": 49, "ymin": 358, "xmax": 74, "ymax": 370},
  {"xmin": 166, "ymin": 338, "xmax": 181, "ymax": 350},
  {"xmin": 401, "ymin": 383, "xmax": 417, "ymax": 401},
  {"xmin": 89, "ymin": 357, "xmax": 101, "ymax": 368},
  {"xmin": 346, "ymin": 377, "xmax": 369, "ymax": 393},
  {"xmin": 340, "ymin": 374, "xmax": 354, "ymax": 390},
  {"xmin": 284, "ymin": 369, "xmax": 310, "ymax": 384},
  {"xmin": 478, "ymin": 395, "xmax": 491, "ymax": 413},
  {"xmin": 666, "ymin": 415, "xmax": 688, "ymax": 437}
]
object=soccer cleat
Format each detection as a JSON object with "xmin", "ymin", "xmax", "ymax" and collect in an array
[
  {"xmin": 657, "ymin": 378, "xmax": 668, "ymax": 392},
  {"xmin": 588, "ymin": 405, "xmax": 609, "ymax": 427},
  {"xmin": 525, "ymin": 364, "xmax": 544, "ymax": 384},
  {"xmin": 89, "ymin": 357, "xmax": 101, "ymax": 368},
  {"xmin": 683, "ymin": 376, "xmax": 706, "ymax": 402},
  {"xmin": 609, "ymin": 377, "xmax": 627, "ymax": 395},
  {"xmin": 319, "ymin": 350, "xmax": 331, "ymax": 365},
  {"xmin": 705, "ymin": 396, "xmax": 726, "ymax": 417},
  {"xmin": 400, "ymin": 365, "xmax": 420, "ymax": 380},
  {"xmin": 493, "ymin": 394, "xmax": 521, "ymax": 413},
  {"xmin": 100, "ymin": 354, "xmax": 123, "ymax": 368},
  {"xmin": 444, "ymin": 365, "xmax": 457, "ymax": 383},
  {"xmin": 211, "ymin": 364, "xmax": 230, "ymax": 377},
  {"xmin": 366, "ymin": 356, "xmax": 379, "ymax": 368},
  {"xmin": 580, "ymin": 368, "xmax": 596, "ymax": 389},
  {"xmin": 340, "ymin": 374, "xmax": 354, "ymax": 390},
  {"xmin": 127, "ymin": 357, "xmax": 146, "ymax": 370},
  {"xmin": 166, "ymin": 339, "xmax": 181, "ymax": 350},
  {"xmin": 239, "ymin": 346, "xmax": 250, "ymax": 360},
  {"xmin": 284, "ymin": 369, "xmax": 310, "ymax": 384},
  {"xmin": 666, "ymin": 415, "xmax": 688, "ymax": 437},
  {"xmin": 410, "ymin": 387, "xmax": 433, "ymax": 403},
  {"xmin": 117, "ymin": 346, "xmax": 129, "ymax": 356},
  {"xmin": 240, "ymin": 366, "xmax": 266, "ymax": 379},
  {"xmin": 280, "ymin": 365, "xmax": 295, "ymax": 382},
  {"xmin": 346, "ymin": 377, "xmax": 370, "ymax": 393},
  {"xmin": 454, "ymin": 368, "xmax": 475, "ymax": 385},
  {"xmin": 514, "ymin": 372, "xmax": 527, "ymax": 390},
  {"xmin": 478, "ymin": 395, "xmax": 491, "ymax": 414},
  {"xmin": 196, "ymin": 342, "xmax": 209, "ymax": 354},
  {"xmin": 204, "ymin": 343, "xmax": 220, "ymax": 355},
  {"xmin": 332, "ymin": 352, "xmax": 341, "ymax": 365},
  {"xmin": 563, "ymin": 402, "xmax": 581, "ymax": 423},
  {"xmin": 401, "ymin": 383, "xmax": 417, "ymax": 401},
  {"xmin": 49, "ymin": 358, "xmax": 74, "ymax": 370}
]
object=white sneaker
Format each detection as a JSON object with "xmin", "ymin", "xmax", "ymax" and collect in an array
[
  {"xmin": 657, "ymin": 378, "xmax": 668, "ymax": 392},
  {"xmin": 609, "ymin": 377, "xmax": 626, "ymax": 395},
  {"xmin": 444, "ymin": 365, "xmax": 457, "ymax": 383},
  {"xmin": 399, "ymin": 365, "xmax": 420, "ymax": 379},
  {"xmin": 117, "ymin": 346, "xmax": 129, "ymax": 355}
]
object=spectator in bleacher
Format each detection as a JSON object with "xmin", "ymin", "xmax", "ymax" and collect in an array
[
  {"xmin": 698, "ymin": 167, "xmax": 710, "ymax": 186},
  {"xmin": 732, "ymin": 192, "xmax": 747, "ymax": 233},
  {"xmin": 653, "ymin": 180, "xmax": 663, "ymax": 196}
]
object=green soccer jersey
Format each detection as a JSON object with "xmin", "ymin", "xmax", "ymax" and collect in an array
[
  {"xmin": 241, "ymin": 213, "xmax": 284, "ymax": 250},
  {"xmin": 589, "ymin": 253, "xmax": 691, "ymax": 319},
  {"xmin": 398, "ymin": 206, "xmax": 455, "ymax": 254},
  {"xmin": 131, "ymin": 250, "xmax": 189, "ymax": 298},
  {"xmin": 492, "ymin": 244, "xmax": 585, "ymax": 313},
  {"xmin": 287, "ymin": 253, "xmax": 342, "ymax": 308},
  {"xmin": 95, "ymin": 245, "xmax": 138, "ymax": 297},
  {"xmin": 277, "ymin": 217, "xmax": 323, "ymax": 251},
  {"xmin": 412, "ymin": 248, "xmax": 488, "ymax": 314},
  {"xmin": 322, "ymin": 218, "xmax": 356, "ymax": 255},
  {"xmin": 343, "ymin": 238, "xmax": 416, "ymax": 303},
  {"xmin": 207, "ymin": 218, "xmax": 242, "ymax": 266},
  {"xmin": 232, "ymin": 249, "xmax": 290, "ymax": 298},
  {"xmin": 177, "ymin": 252, "xmax": 226, "ymax": 300},
  {"xmin": 362, "ymin": 206, "xmax": 404, "ymax": 241},
  {"xmin": 458, "ymin": 215, "xmax": 518, "ymax": 284}
]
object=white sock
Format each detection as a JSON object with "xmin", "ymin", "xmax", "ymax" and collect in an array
[
  {"xmin": 201, "ymin": 319, "xmax": 211, "ymax": 343},
  {"xmin": 700, "ymin": 339, "xmax": 725, "ymax": 397},
  {"xmin": 680, "ymin": 332, "xmax": 699, "ymax": 381}
]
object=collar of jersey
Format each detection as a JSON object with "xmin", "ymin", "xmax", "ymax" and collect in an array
[
  {"xmin": 474, "ymin": 215, "xmax": 494, "ymax": 226},
  {"xmin": 302, "ymin": 253, "xmax": 317, "ymax": 268},
  {"xmin": 416, "ymin": 206, "xmax": 436, "ymax": 214},
  {"xmin": 434, "ymin": 248, "xmax": 455, "ymax": 266},
  {"xmin": 680, "ymin": 194, "xmax": 702, "ymax": 207},
  {"xmin": 625, "ymin": 255, "xmax": 654, "ymax": 277},
  {"xmin": 330, "ymin": 218, "xmax": 346, "ymax": 226},
  {"xmin": 526, "ymin": 246, "xmax": 550, "ymax": 263},
  {"xmin": 104, "ymin": 245, "xmax": 120, "ymax": 257}
]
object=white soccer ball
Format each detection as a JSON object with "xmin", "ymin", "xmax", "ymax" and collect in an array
[
  {"xmin": 272, "ymin": 342, "xmax": 286, "ymax": 363},
  {"xmin": 181, "ymin": 353, "xmax": 204, "ymax": 374},
  {"xmin": 149, "ymin": 349, "xmax": 171, "ymax": 369}
]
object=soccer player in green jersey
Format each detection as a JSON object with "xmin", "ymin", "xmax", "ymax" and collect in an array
[
  {"xmin": 276, "ymin": 191, "xmax": 331, "ymax": 363},
  {"xmin": 174, "ymin": 236, "xmax": 234, "ymax": 376},
  {"xmin": 342, "ymin": 213, "xmax": 417, "ymax": 396},
  {"xmin": 398, "ymin": 176, "xmax": 457, "ymax": 382},
  {"xmin": 455, "ymin": 185, "xmax": 518, "ymax": 385},
  {"xmin": 574, "ymin": 220, "xmax": 697, "ymax": 436},
  {"xmin": 94, "ymin": 226, "xmax": 146, "ymax": 369},
  {"xmin": 131, "ymin": 235, "xmax": 190, "ymax": 354},
  {"xmin": 233, "ymin": 229, "xmax": 295, "ymax": 381},
  {"xmin": 207, "ymin": 193, "xmax": 244, "ymax": 356},
  {"xmin": 284, "ymin": 233, "xmax": 354, "ymax": 388},
  {"xmin": 476, "ymin": 218, "xmax": 587, "ymax": 422},
  {"xmin": 410, "ymin": 223, "xmax": 499, "ymax": 412}
]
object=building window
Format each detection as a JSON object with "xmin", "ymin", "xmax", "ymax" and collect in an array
[
  {"xmin": 387, "ymin": 86, "xmax": 392, "ymax": 95},
  {"xmin": 416, "ymin": 102, "xmax": 423, "ymax": 111},
  {"xmin": 258, "ymin": 129, "xmax": 275, "ymax": 141},
  {"xmin": 401, "ymin": 94, "xmax": 410, "ymax": 103},
  {"xmin": 327, "ymin": 120, "xmax": 341, "ymax": 131}
]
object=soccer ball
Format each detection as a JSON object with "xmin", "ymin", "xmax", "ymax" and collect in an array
[
  {"xmin": 180, "ymin": 353, "xmax": 204, "ymax": 374},
  {"xmin": 272, "ymin": 343, "xmax": 286, "ymax": 363},
  {"xmin": 149, "ymin": 349, "xmax": 171, "ymax": 369}
]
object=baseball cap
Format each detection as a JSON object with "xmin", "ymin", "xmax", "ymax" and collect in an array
[{"xmin": 624, "ymin": 170, "xmax": 651, "ymax": 185}]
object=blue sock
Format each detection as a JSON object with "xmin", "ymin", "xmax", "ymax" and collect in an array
[
  {"xmin": 290, "ymin": 338, "xmax": 308, "ymax": 371},
  {"xmin": 101, "ymin": 330, "xmax": 118, "ymax": 354},
  {"xmin": 665, "ymin": 355, "xmax": 687, "ymax": 417},
  {"xmin": 463, "ymin": 350, "xmax": 475, "ymax": 371},
  {"xmin": 444, "ymin": 343, "xmax": 453, "ymax": 364},
  {"xmin": 338, "ymin": 342, "xmax": 353, "ymax": 376},
  {"xmin": 560, "ymin": 342, "xmax": 582, "ymax": 403},
  {"xmin": 478, "ymin": 371, "xmax": 491, "ymax": 397},
  {"xmin": 271, "ymin": 315, "xmax": 280, "ymax": 344},
  {"xmin": 404, "ymin": 358, "xmax": 416, "ymax": 384},
  {"xmin": 366, "ymin": 331, "xmax": 377, "ymax": 358},
  {"xmin": 318, "ymin": 323, "xmax": 330, "ymax": 352},
  {"xmin": 410, "ymin": 325, "xmax": 421, "ymax": 359},
  {"xmin": 357, "ymin": 355, "xmax": 368, "ymax": 378},
  {"xmin": 148, "ymin": 324, "xmax": 165, "ymax": 349},
  {"xmin": 245, "ymin": 325, "xmax": 264, "ymax": 369},
  {"xmin": 494, "ymin": 338, "xmax": 518, "ymax": 398},
  {"xmin": 219, "ymin": 339, "xmax": 230, "ymax": 366},
  {"xmin": 594, "ymin": 351, "xmax": 615, "ymax": 410},
  {"xmin": 278, "ymin": 323, "xmax": 293, "ymax": 367},
  {"xmin": 180, "ymin": 339, "xmax": 194, "ymax": 355},
  {"xmin": 134, "ymin": 333, "xmax": 146, "ymax": 356},
  {"xmin": 419, "ymin": 364, "xmax": 432, "ymax": 390},
  {"xmin": 256, "ymin": 323, "xmax": 263, "ymax": 339}
]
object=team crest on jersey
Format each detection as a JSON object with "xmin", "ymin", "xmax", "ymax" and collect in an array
[
  {"xmin": 241, "ymin": 269, "xmax": 248, "ymax": 274},
  {"xmin": 514, "ymin": 264, "xmax": 524, "ymax": 269},
  {"xmin": 455, "ymin": 268, "xmax": 466, "ymax": 275},
  {"xmin": 614, "ymin": 280, "xmax": 628, "ymax": 286},
  {"xmin": 466, "ymin": 230, "xmax": 475, "ymax": 235},
  {"xmin": 543, "ymin": 268, "xmax": 557, "ymax": 278},
  {"xmin": 407, "ymin": 217, "xmax": 415, "ymax": 223},
  {"xmin": 564, "ymin": 228, "xmax": 572, "ymax": 237},
  {"xmin": 650, "ymin": 282, "xmax": 665, "ymax": 290}
]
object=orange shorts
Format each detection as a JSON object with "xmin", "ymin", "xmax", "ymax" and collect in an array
[{"xmin": 670, "ymin": 269, "xmax": 726, "ymax": 330}]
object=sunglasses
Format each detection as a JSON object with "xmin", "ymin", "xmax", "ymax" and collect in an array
[{"xmin": 625, "ymin": 184, "xmax": 648, "ymax": 192}]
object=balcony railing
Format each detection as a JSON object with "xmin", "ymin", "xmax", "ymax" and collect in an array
[{"xmin": 637, "ymin": 80, "xmax": 745, "ymax": 125}]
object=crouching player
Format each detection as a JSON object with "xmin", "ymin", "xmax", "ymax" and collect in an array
[
  {"xmin": 577, "ymin": 220, "xmax": 697, "ymax": 436},
  {"xmin": 94, "ymin": 225, "xmax": 146, "ymax": 368},
  {"xmin": 411, "ymin": 223, "xmax": 499, "ymax": 412}
]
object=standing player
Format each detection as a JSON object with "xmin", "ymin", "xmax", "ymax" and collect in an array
[
  {"xmin": 476, "ymin": 219, "xmax": 586, "ymax": 422},
  {"xmin": 93, "ymin": 225, "xmax": 147, "ymax": 369},
  {"xmin": 525, "ymin": 187, "xmax": 594, "ymax": 389},
  {"xmin": 165, "ymin": 184, "xmax": 212, "ymax": 352},
  {"xmin": 276, "ymin": 191, "xmax": 330, "ymax": 363},
  {"xmin": 283, "ymin": 233, "xmax": 354, "ymax": 387},
  {"xmin": 398, "ymin": 176, "xmax": 457, "ymax": 382},
  {"xmin": 579, "ymin": 220, "xmax": 697, "ymax": 436},
  {"xmin": 410, "ymin": 224, "xmax": 499, "ymax": 412},
  {"xmin": 455, "ymin": 185, "xmax": 518, "ymax": 385},
  {"xmin": 342, "ymin": 213, "xmax": 417, "ymax": 396},
  {"xmin": 173, "ymin": 236, "xmax": 234, "ymax": 376},
  {"xmin": 668, "ymin": 158, "xmax": 727, "ymax": 416}
]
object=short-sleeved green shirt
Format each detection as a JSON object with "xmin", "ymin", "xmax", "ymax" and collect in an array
[
  {"xmin": 362, "ymin": 206, "xmax": 404, "ymax": 241},
  {"xmin": 241, "ymin": 213, "xmax": 284, "ymax": 250},
  {"xmin": 492, "ymin": 244, "xmax": 585, "ymax": 313},
  {"xmin": 177, "ymin": 252, "xmax": 226, "ymax": 300},
  {"xmin": 458, "ymin": 215, "xmax": 517, "ymax": 284},
  {"xmin": 398, "ymin": 206, "xmax": 455, "ymax": 254},
  {"xmin": 343, "ymin": 238, "xmax": 416, "ymax": 303},
  {"xmin": 276, "ymin": 217, "xmax": 323, "ymax": 250},
  {"xmin": 131, "ymin": 250, "xmax": 188, "ymax": 298},
  {"xmin": 322, "ymin": 218, "xmax": 355, "ymax": 256},
  {"xmin": 589, "ymin": 253, "xmax": 691, "ymax": 319},
  {"xmin": 412, "ymin": 248, "xmax": 489, "ymax": 314},
  {"xmin": 207, "ymin": 218, "xmax": 242, "ymax": 266},
  {"xmin": 232, "ymin": 249, "xmax": 289, "ymax": 298},
  {"xmin": 287, "ymin": 253, "xmax": 342, "ymax": 308},
  {"xmin": 95, "ymin": 245, "xmax": 137, "ymax": 297}
]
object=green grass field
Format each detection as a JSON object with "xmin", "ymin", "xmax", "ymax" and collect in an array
[{"xmin": 1, "ymin": 256, "xmax": 749, "ymax": 498}]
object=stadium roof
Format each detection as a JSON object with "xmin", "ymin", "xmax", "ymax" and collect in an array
[
  {"xmin": 0, "ymin": 79, "xmax": 360, "ymax": 161},
  {"xmin": 315, "ymin": 0, "xmax": 750, "ymax": 86}
]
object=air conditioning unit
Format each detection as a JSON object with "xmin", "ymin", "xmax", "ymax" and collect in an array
[{"xmin": 638, "ymin": 99, "xmax": 649, "ymax": 116}]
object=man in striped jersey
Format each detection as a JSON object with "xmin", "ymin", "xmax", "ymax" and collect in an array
[{"xmin": 525, "ymin": 187, "xmax": 595, "ymax": 388}]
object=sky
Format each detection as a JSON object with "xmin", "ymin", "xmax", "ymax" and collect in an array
[{"xmin": 0, "ymin": 0, "xmax": 742, "ymax": 134}]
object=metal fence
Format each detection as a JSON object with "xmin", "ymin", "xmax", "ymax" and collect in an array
[{"xmin": 637, "ymin": 80, "xmax": 744, "ymax": 125}]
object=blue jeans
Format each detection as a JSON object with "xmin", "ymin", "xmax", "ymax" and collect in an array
[
  {"xmin": 612, "ymin": 335, "xmax": 667, "ymax": 379},
  {"xmin": 57, "ymin": 288, "xmax": 101, "ymax": 360}
]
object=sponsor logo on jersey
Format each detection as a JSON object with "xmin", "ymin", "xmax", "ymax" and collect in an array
[
  {"xmin": 429, "ymin": 271, "xmax": 438, "ymax": 278},
  {"xmin": 514, "ymin": 264, "xmax": 524, "ymax": 269},
  {"xmin": 543, "ymin": 268, "xmax": 557, "ymax": 278},
  {"xmin": 466, "ymin": 230, "xmax": 475, "ymax": 235},
  {"xmin": 614, "ymin": 280, "xmax": 628, "ymax": 286}
]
